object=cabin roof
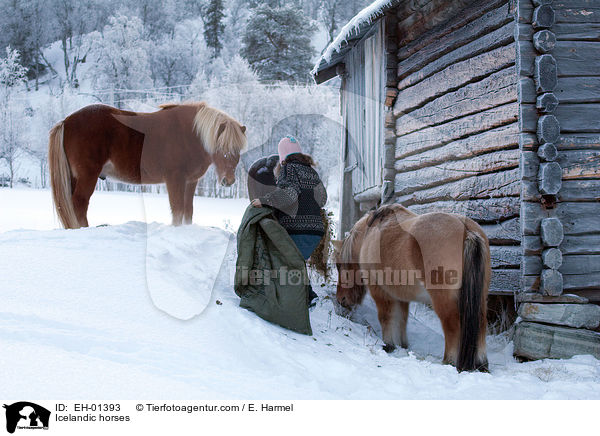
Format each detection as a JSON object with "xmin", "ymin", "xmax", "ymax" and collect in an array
[{"xmin": 311, "ymin": 0, "xmax": 402, "ymax": 84}]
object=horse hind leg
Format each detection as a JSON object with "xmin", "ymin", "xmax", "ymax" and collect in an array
[
  {"xmin": 71, "ymin": 173, "xmax": 98, "ymax": 227},
  {"xmin": 430, "ymin": 290, "xmax": 460, "ymax": 366},
  {"xmin": 371, "ymin": 285, "xmax": 409, "ymax": 352}
]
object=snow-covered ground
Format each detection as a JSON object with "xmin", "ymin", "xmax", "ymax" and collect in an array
[
  {"xmin": 0, "ymin": 187, "xmax": 247, "ymax": 232},
  {"xmin": 1, "ymin": 188, "xmax": 600, "ymax": 399}
]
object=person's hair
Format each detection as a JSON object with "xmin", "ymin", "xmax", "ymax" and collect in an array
[
  {"xmin": 275, "ymin": 153, "xmax": 316, "ymax": 177},
  {"xmin": 282, "ymin": 152, "xmax": 316, "ymax": 167}
]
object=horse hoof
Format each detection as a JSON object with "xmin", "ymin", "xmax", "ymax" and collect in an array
[{"xmin": 383, "ymin": 344, "xmax": 396, "ymax": 354}]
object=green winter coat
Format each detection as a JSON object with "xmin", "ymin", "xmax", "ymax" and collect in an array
[{"xmin": 234, "ymin": 205, "xmax": 312, "ymax": 335}]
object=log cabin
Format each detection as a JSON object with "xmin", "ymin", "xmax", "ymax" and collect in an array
[{"xmin": 312, "ymin": 0, "xmax": 600, "ymax": 360}]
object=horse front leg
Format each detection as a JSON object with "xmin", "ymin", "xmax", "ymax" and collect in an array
[
  {"xmin": 382, "ymin": 300, "xmax": 409, "ymax": 352},
  {"xmin": 371, "ymin": 285, "xmax": 409, "ymax": 352},
  {"xmin": 183, "ymin": 180, "xmax": 198, "ymax": 225},
  {"xmin": 166, "ymin": 178, "xmax": 186, "ymax": 226}
]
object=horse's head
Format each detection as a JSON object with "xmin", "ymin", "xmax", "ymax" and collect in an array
[
  {"xmin": 333, "ymin": 238, "xmax": 366, "ymax": 309},
  {"xmin": 193, "ymin": 103, "xmax": 247, "ymax": 187},
  {"xmin": 212, "ymin": 150, "xmax": 240, "ymax": 187},
  {"xmin": 212, "ymin": 121, "xmax": 247, "ymax": 187}
]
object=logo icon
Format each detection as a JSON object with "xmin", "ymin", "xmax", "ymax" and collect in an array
[{"xmin": 3, "ymin": 402, "xmax": 50, "ymax": 434}]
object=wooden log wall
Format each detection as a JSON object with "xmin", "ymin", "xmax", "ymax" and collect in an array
[
  {"xmin": 517, "ymin": 0, "xmax": 600, "ymax": 300},
  {"xmin": 381, "ymin": 0, "xmax": 475, "ymax": 205},
  {"xmin": 391, "ymin": 0, "xmax": 520, "ymax": 293},
  {"xmin": 354, "ymin": 0, "xmax": 476, "ymax": 212}
]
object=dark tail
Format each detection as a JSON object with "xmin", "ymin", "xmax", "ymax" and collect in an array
[{"xmin": 457, "ymin": 231, "xmax": 488, "ymax": 372}]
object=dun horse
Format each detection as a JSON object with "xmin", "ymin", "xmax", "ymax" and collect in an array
[
  {"xmin": 334, "ymin": 204, "xmax": 490, "ymax": 372},
  {"xmin": 48, "ymin": 102, "xmax": 247, "ymax": 228}
]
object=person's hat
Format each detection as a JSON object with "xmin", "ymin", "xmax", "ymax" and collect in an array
[{"xmin": 278, "ymin": 135, "xmax": 302, "ymax": 162}]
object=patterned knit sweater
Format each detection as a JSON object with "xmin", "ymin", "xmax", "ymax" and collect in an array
[{"xmin": 259, "ymin": 161, "xmax": 327, "ymax": 236}]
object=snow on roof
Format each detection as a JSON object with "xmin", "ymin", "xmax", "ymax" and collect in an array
[{"xmin": 311, "ymin": 0, "xmax": 401, "ymax": 77}]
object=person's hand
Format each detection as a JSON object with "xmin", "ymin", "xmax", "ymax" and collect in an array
[{"xmin": 251, "ymin": 199, "xmax": 262, "ymax": 207}]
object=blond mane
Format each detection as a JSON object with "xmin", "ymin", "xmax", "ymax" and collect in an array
[{"xmin": 185, "ymin": 102, "xmax": 247, "ymax": 155}]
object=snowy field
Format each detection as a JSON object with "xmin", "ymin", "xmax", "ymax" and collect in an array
[
  {"xmin": 0, "ymin": 187, "xmax": 248, "ymax": 232},
  {"xmin": 1, "ymin": 188, "xmax": 600, "ymax": 399}
]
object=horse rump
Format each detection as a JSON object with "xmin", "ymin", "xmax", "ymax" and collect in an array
[{"xmin": 457, "ymin": 231, "xmax": 489, "ymax": 372}]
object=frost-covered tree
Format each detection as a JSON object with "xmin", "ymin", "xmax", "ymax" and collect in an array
[
  {"xmin": 0, "ymin": 47, "xmax": 28, "ymax": 93},
  {"xmin": 50, "ymin": 0, "xmax": 110, "ymax": 87},
  {"xmin": 220, "ymin": 0, "xmax": 250, "ymax": 59},
  {"xmin": 318, "ymin": 0, "xmax": 372, "ymax": 46},
  {"xmin": 23, "ymin": 0, "xmax": 54, "ymax": 89},
  {"xmin": 202, "ymin": 55, "xmax": 259, "ymax": 120},
  {"xmin": 319, "ymin": 0, "xmax": 342, "ymax": 45},
  {"xmin": 220, "ymin": 54, "xmax": 259, "ymax": 85},
  {"xmin": 241, "ymin": 3, "xmax": 315, "ymax": 83},
  {"xmin": 0, "ymin": 0, "xmax": 50, "ymax": 87},
  {"xmin": 150, "ymin": 19, "xmax": 209, "ymax": 88},
  {"xmin": 189, "ymin": 68, "xmax": 210, "ymax": 99},
  {"xmin": 136, "ymin": 0, "xmax": 178, "ymax": 37},
  {"xmin": 88, "ymin": 14, "xmax": 152, "ymax": 107},
  {"xmin": 202, "ymin": 0, "xmax": 226, "ymax": 58},
  {"xmin": 338, "ymin": 0, "xmax": 373, "ymax": 24},
  {"xmin": 0, "ymin": 0, "xmax": 122, "ymax": 87},
  {"xmin": 0, "ymin": 47, "xmax": 27, "ymax": 188}
]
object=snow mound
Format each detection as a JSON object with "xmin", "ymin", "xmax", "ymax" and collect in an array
[{"xmin": 145, "ymin": 224, "xmax": 233, "ymax": 319}]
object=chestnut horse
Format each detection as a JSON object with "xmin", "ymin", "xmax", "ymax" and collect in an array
[
  {"xmin": 48, "ymin": 102, "xmax": 247, "ymax": 228},
  {"xmin": 334, "ymin": 204, "xmax": 490, "ymax": 371}
]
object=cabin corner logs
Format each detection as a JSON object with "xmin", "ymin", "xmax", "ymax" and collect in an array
[
  {"xmin": 317, "ymin": 0, "xmax": 600, "ymax": 360},
  {"xmin": 513, "ymin": 0, "xmax": 600, "ymax": 360}
]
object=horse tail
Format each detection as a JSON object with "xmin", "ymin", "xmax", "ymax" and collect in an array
[
  {"xmin": 457, "ymin": 231, "xmax": 488, "ymax": 372},
  {"xmin": 49, "ymin": 121, "xmax": 78, "ymax": 229}
]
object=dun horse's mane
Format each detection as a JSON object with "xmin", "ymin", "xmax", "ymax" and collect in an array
[
  {"xmin": 339, "ymin": 230, "xmax": 357, "ymax": 265},
  {"xmin": 367, "ymin": 204, "xmax": 397, "ymax": 226},
  {"xmin": 166, "ymin": 102, "xmax": 247, "ymax": 155},
  {"xmin": 339, "ymin": 212, "xmax": 371, "ymax": 265},
  {"xmin": 340, "ymin": 205, "xmax": 401, "ymax": 264}
]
